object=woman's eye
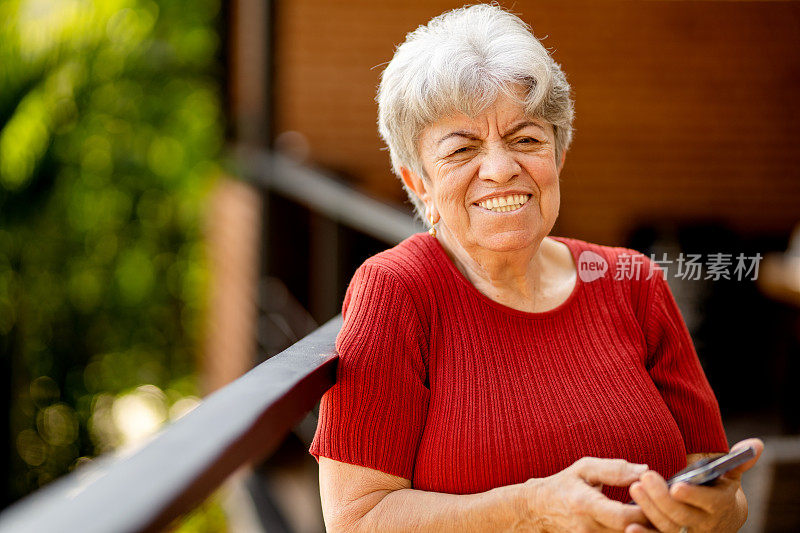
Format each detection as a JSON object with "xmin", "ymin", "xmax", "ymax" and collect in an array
[
  {"xmin": 450, "ymin": 146, "xmax": 472, "ymax": 156},
  {"xmin": 515, "ymin": 137, "xmax": 540, "ymax": 145}
]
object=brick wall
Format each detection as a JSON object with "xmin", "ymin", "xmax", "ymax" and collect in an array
[{"xmin": 272, "ymin": 0, "xmax": 800, "ymax": 245}]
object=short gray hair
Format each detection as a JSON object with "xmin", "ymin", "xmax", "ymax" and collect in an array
[{"xmin": 376, "ymin": 4, "xmax": 575, "ymax": 220}]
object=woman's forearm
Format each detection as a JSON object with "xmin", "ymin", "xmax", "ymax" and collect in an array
[
  {"xmin": 321, "ymin": 457, "xmax": 648, "ymax": 532},
  {"xmin": 340, "ymin": 482, "xmax": 534, "ymax": 533}
]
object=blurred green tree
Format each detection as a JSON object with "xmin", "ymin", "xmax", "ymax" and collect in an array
[{"xmin": 0, "ymin": 0, "xmax": 223, "ymax": 507}]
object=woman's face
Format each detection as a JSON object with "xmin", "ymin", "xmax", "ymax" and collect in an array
[{"xmin": 412, "ymin": 88, "xmax": 563, "ymax": 254}]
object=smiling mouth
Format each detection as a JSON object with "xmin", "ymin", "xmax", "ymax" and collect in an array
[{"xmin": 475, "ymin": 194, "xmax": 531, "ymax": 213}]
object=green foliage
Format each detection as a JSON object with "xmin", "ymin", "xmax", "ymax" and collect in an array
[
  {"xmin": 0, "ymin": 0, "xmax": 223, "ymax": 509},
  {"xmin": 168, "ymin": 489, "xmax": 229, "ymax": 533}
]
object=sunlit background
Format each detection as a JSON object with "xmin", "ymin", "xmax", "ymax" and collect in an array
[
  {"xmin": 1, "ymin": 0, "xmax": 799, "ymax": 532},
  {"xmin": 0, "ymin": 0, "xmax": 223, "ymax": 528}
]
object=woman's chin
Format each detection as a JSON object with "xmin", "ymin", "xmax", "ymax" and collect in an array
[{"xmin": 473, "ymin": 230, "xmax": 541, "ymax": 253}]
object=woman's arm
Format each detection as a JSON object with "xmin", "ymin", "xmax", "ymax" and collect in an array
[
  {"xmin": 320, "ymin": 456, "xmax": 652, "ymax": 532},
  {"xmin": 319, "ymin": 458, "xmax": 525, "ymax": 532}
]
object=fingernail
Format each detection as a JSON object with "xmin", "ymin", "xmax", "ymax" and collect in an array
[{"xmin": 636, "ymin": 463, "xmax": 648, "ymax": 471}]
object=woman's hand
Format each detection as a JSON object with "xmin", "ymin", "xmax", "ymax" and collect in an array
[
  {"xmin": 625, "ymin": 438, "xmax": 764, "ymax": 533},
  {"xmin": 523, "ymin": 457, "xmax": 652, "ymax": 532}
]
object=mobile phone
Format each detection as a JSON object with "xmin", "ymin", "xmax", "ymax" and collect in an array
[
  {"xmin": 666, "ymin": 446, "xmax": 756, "ymax": 487},
  {"xmin": 626, "ymin": 446, "xmax": 756, "ymax": 504}
]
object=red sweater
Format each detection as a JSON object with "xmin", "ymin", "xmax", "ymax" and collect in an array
[{"xmin": 310, "ymin": 233, "xmax": 729, "ymax": 502}]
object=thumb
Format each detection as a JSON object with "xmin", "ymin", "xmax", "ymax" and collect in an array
[
  {"xmin": 573, "ymin": 457, "xmax": 649, "ymax": 487},
  {"xmin": 724, "ymin": 438, "xmax": 764, "ymax": 481}
]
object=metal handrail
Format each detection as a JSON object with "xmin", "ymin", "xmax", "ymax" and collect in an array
[
  {"xmin": 237, "ymin": 146, "xmax": 424, "ymax": 245},
  {"xmin": 0, "ymin": 317, "xmax": 341, "ymax": 533}
]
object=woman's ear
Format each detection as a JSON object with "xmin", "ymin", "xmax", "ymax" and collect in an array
[
  {"xmin": 557, "ymin": 151, "xmax": 567, "ymax": 174},
  {"xmin": 399, "ymin": 166, "xmax": 431, "ymax": 206}
]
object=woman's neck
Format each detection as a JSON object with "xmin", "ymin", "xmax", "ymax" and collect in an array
[{"xmin": 436, "ymin": 228, "xmax": 556, "ymax": 310}]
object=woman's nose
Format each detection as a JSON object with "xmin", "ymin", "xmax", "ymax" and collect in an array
[{"xmin": 477, "ymin": 145, "xmax": 521, "ymax": 183}]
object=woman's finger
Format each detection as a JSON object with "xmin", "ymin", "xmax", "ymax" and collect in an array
[
  {"xmin": 574, "ymin": 457, "xmax": 649, "ymax": 487},
  {"xmin": 583, "ymin": 491, "xmax": 649, "ymax": 530},
  {"xmin": 625, "ymin": 524, "xmax": 659, "ymax": 533},
  {"xmin": 669, "ymin": 480, "xmax": 732, "ymax": 514},
  {"xmin": 639, "ymin": 471, "xmax": 707, "ymax": 525},
  {"xmin": 630, "ymin": 481, "xmax": 682, "ymax": 532},
  {"xmin": 584, "ymin": 516, "xmax": 642, "ymax": 533},
  {"xmin": 723, "ymin": 438, "xmax": 764, "ymax": 482}
]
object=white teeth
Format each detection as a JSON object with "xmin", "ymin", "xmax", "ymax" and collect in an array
[
  {"xmin": 490, "ymin": 204, "xmax": 520, "ymax": 213},
  {"xmin": 477, "ymin": 194, "xmax": 530, "ymax": 212}
]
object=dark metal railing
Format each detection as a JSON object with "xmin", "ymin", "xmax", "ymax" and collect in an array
[
  {"xmin": 0, "ymin": 317, "xmax": 341, "ymax": 533},
  {"xmin": 241, "ymin": 144, "xmax": 422, "ymax": 324},
  {"xmin": 237, "ymin": 146, "xmax": 424, "ymax": 245}
]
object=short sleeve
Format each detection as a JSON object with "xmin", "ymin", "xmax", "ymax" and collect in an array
[
  {"xmin": 309, "ymin": 262, "xmax": 430, "ymax": 479},
  {"xmin": 637, "ymin": 260, "xmax": 729, "ymax": 455}
]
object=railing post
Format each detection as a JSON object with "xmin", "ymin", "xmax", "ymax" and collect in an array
[{"xmin": 309, "ymin": 213, "xmax": 340, "ymax": 322}]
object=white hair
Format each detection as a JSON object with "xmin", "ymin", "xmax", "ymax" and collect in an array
[{"xmin": 376, "ymin": 4, "xmax": 575, "ymax": 220}]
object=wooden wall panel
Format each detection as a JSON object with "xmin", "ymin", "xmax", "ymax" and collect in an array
[{"xmin": 272, "ymin": 0, "xmax": 800, "ymax": 245}]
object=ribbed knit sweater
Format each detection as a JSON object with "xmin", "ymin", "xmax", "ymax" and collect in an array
[{"xmin": 310, "ymin": 233, "xmax": 729, "ymax": 502}]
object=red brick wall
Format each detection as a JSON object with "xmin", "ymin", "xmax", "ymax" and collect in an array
[{"xmin": 273, "ymin": 0, "xmax": 800, "ymax": 245}]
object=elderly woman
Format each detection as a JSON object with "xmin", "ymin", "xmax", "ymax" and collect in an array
[{"xmin": 310, "ymin": 5, "xmax": 762, "ymax": 532}]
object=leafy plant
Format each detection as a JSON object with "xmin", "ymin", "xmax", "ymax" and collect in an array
[{"xmin": 0, "ymin": 0, "xmax": 223, "ymax": 508}]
